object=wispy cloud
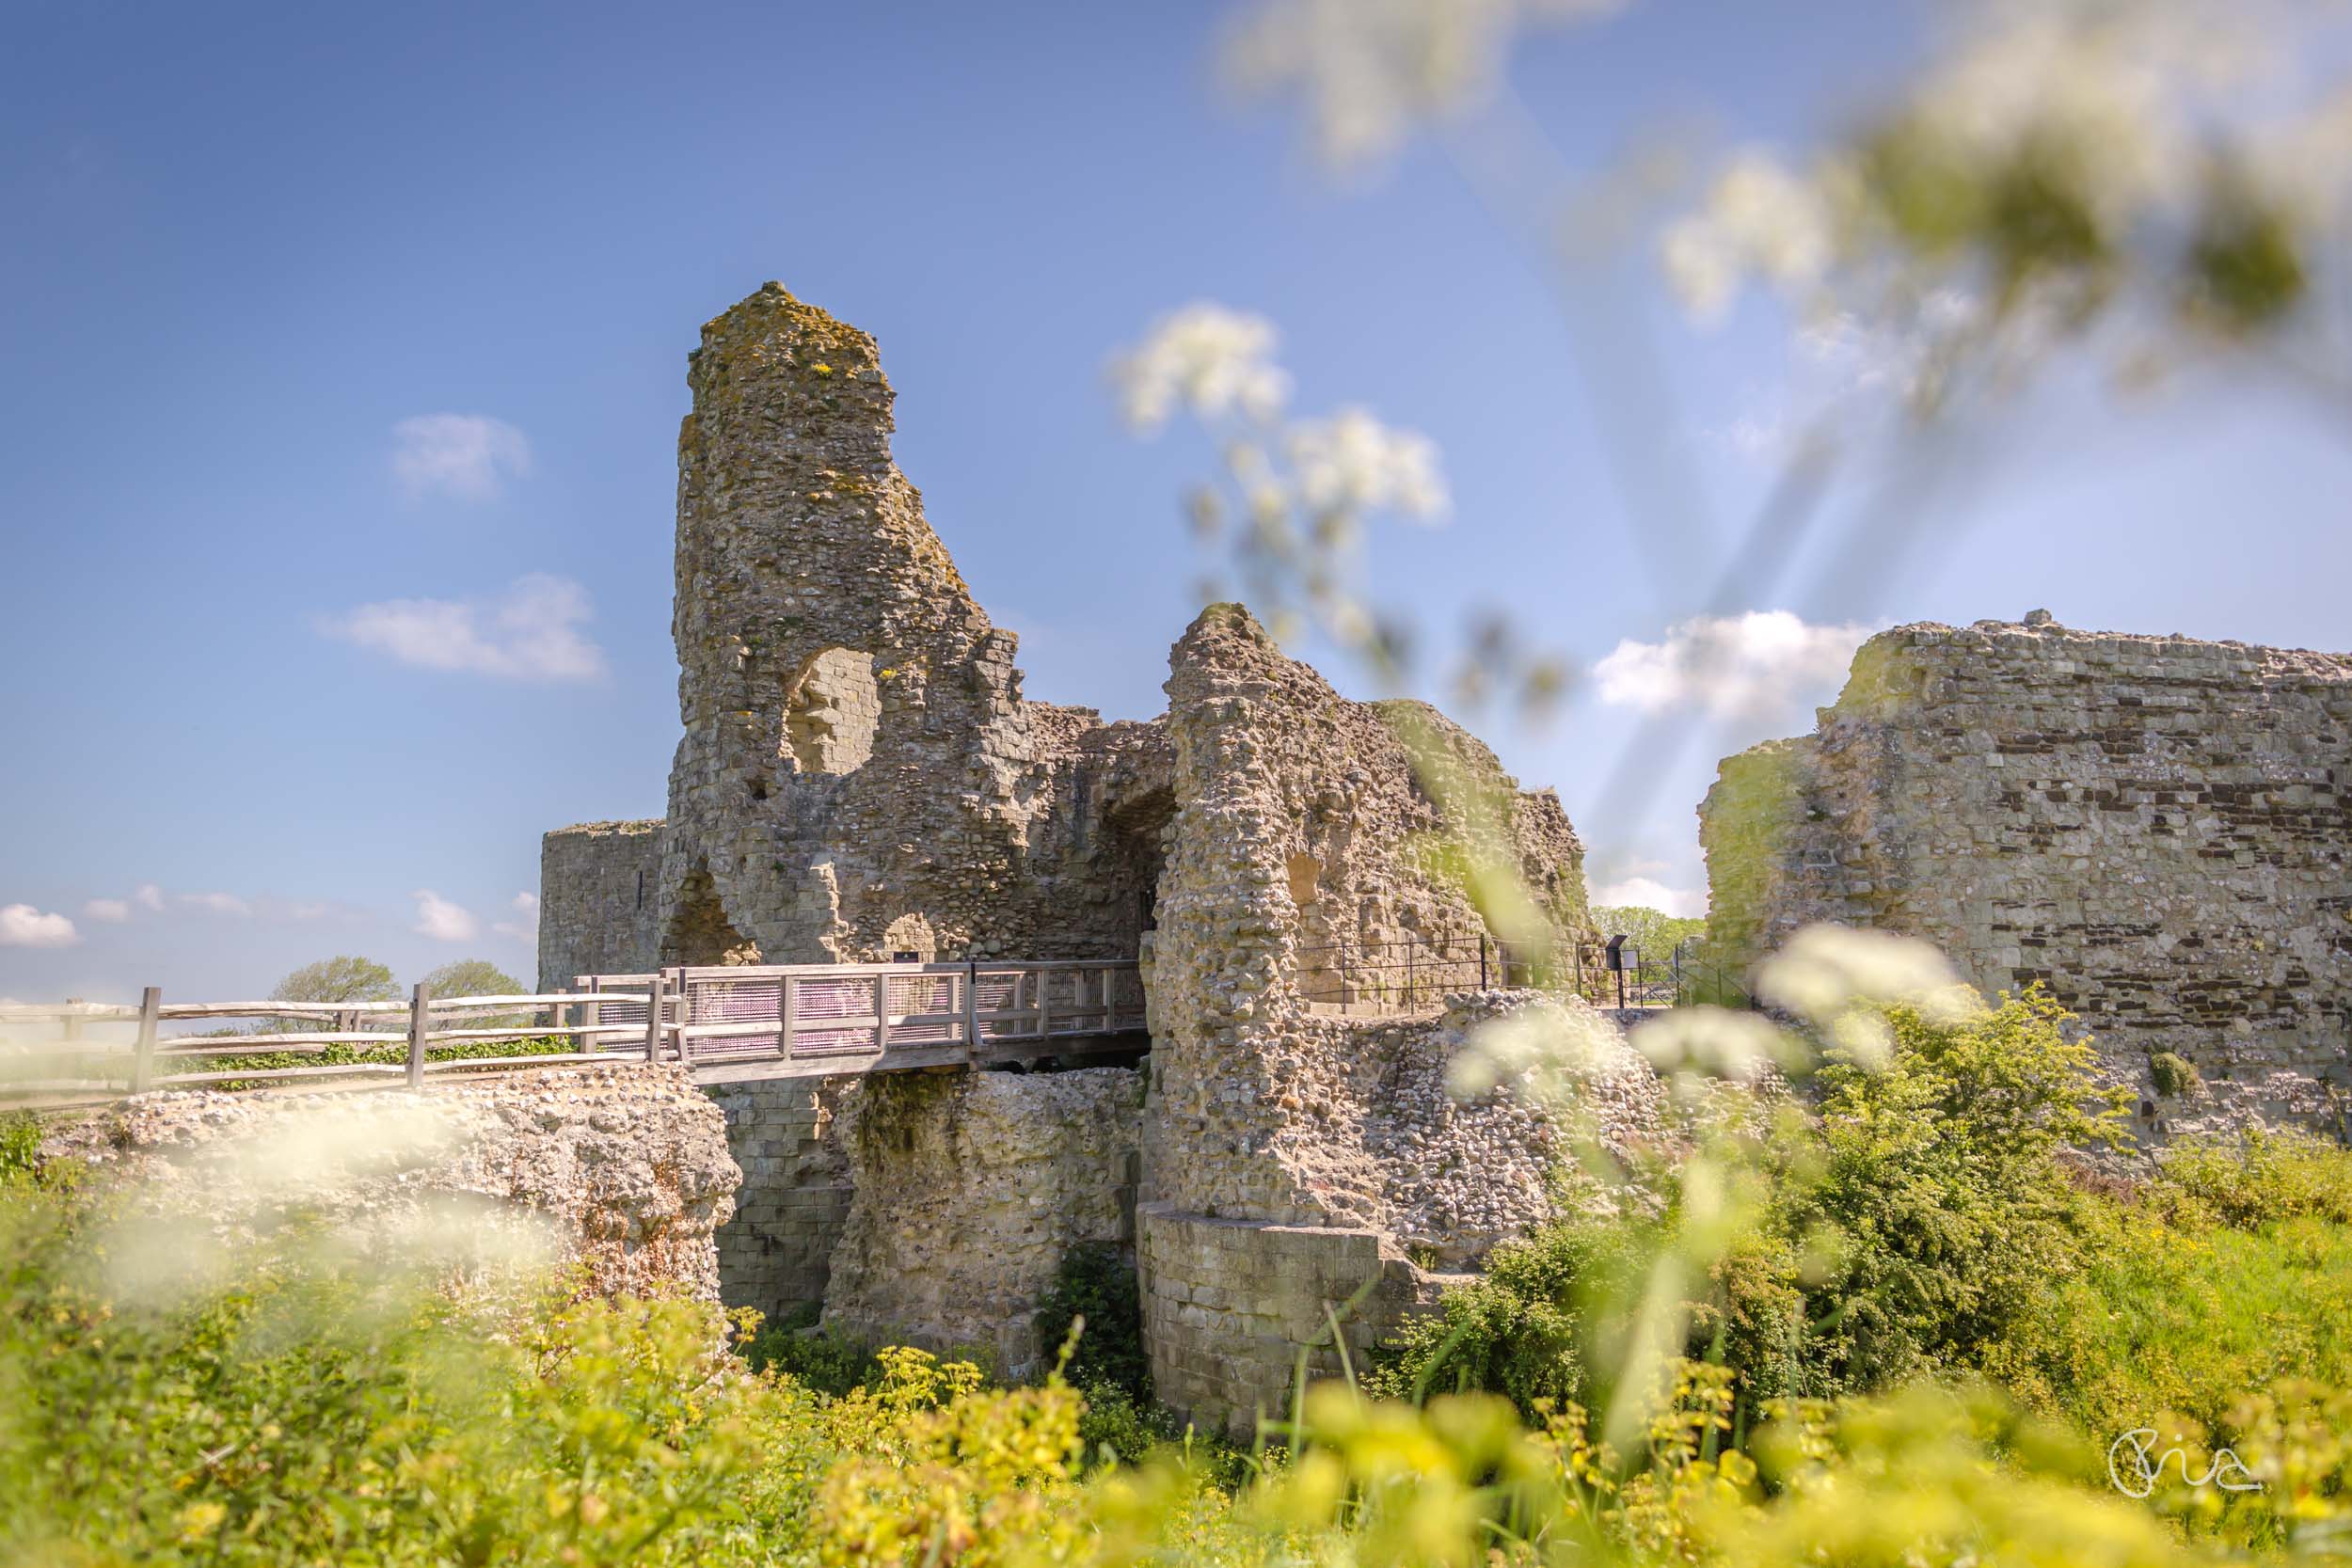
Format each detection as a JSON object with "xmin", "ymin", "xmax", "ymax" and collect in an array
[
  {"xmin": 0, "ymin": 905, "xmax": 79, "ymax": 948},
  {"xmin": 492, "ymin": 892, "xmax": 539, "ymax": 946},
  {"xmin": 1591, "ymin": 877, "xmax": 1708, "ymax": 919},
  {"xmin": 179, "ymin": 892, "xmax": 251, "ymax": 916},
  {"xmin": 412, "ymin": 890, "xmax": 478, "ymax": 942},
  {"xmin": 83, "ymin": 897, "xmax": 130, "ymax": 923},
  {"xmin": 134, "ymin": 883, "xmax": 164, "ymax": 912},
  {"xmin": 391, "ymin": 413, "xmax": 532, "ymax": 501},
  {"xmin": 1594, "ymin": 610, "xmax": 1872, "ymax": 721},
  {"xmin": 325, "ymin": 574, "xmax": 605, "ymax": 681}
]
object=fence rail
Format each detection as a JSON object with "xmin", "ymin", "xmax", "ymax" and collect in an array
[
  {"xmin": 1295, "ymin": 932, "xmax": 1753, "ymax": 1018},
  {"xmin": 581, "ymin": 958, "xmax": 1148, "ymax": 1069},
  {"xmin": 0, "ymin": 985, "xmax": 654, "ymax": 1104}
]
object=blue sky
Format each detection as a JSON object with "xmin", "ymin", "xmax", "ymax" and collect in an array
[{"xmin": 5, "ymin": 1, "xmax": 2350, "ymax": 1004}]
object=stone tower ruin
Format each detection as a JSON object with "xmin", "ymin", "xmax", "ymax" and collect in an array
[{"xmin": 537, "ymin": 283, "xmax": 1603, "ymax": 1428}]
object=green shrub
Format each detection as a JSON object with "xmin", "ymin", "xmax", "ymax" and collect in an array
[
  {"xmin": 1376, "ymin": 988, "xmax": 2130, "ymax": 1418},
  {"xmin": 2150, "ymin": 1051, "xmax": 2200, "ymax": 1098},
  {"xmin": 2156, "ymin": 1126, "xmax": 2352, "ymax": 1228},
  {"xmin": 1035, "ymin": 1241, "xmax": 1151, "ymax": 1402},
  {"xmin": 741, "ymin": 1302, "xmax": 884, "ymax": 1399}
]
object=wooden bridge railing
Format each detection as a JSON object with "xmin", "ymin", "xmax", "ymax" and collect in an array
[
  {"xmin": 579, "ymin": 958, "xmax": 1148, "ymax": 1068},
  {"xmin": 0, "ymin": 986, "xmax": 655, "ymax": 1105},
  {"xmin": 0, "ymin": 958, "xmax": 1150, "ymax": 1104}
]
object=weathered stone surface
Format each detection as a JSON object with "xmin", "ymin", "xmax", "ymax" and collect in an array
[
  {"xmin": 538, "ymin": 819, "xmax": 662, "ymax": 990},
  {"xmin": 821, "ymin": 1067, "xmax": 1142, "ymax": 1380},
  {"xmin": 1703, "ymin": 614, "xmax": 2352, "ymax": 1142},
  {"xmin": 43, "ymin": 1065, "xmax": 740, "ymax": 1303},
  {"xmin": 705, "ymin": 1075, "xmax": 854, "ymax": 1323}
]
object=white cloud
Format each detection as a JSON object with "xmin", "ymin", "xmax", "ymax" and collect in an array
[
  {"xmin": 83, "ymin": 898, "xmax": 131, "ymax": 923},
  {"xmin": 180, "ymin": 892, "xmax": 251, "ymax": 916},
  {"xmin": 134, "ymin": 883, "xmax": 164, "ymax": 911},
  {"xmin": 412, "ymin": 890, "xmax": 478, "ymax": 942},
  {"xmin": 1594, "ymin": 610, "xmax": 1873, "ymax": 720},
  {"xmin": 1591, "ymin": 877, "xmax": 1708, "ymax": 919},
  {"xmin": 391, "ymin": 413, "xmax": 532, "ymax": 501},
  {"xmin": 0, "ymin": 905, "xmax": 79, "ymax": 948},
  {"xmin": 492, "ymin": 892, "xmax": 540, "ymax": 946},
  {"xmin": 286, "ymin": 901, "xmax": 332, "ymax": 921},
  {"xmin": 326, "ymin": 574, "xmax": 606, "ymax": 682}
]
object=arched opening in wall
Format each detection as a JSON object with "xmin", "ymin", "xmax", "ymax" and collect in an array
[
  {"xmin": 782, "ymin": 647, "xmax": 881, "ymax": 775},
  {"xmin": 1103, "ymin": 786, "xmax": 1177, "ymax": 958},
  {"xmin": 665, "ymin": 863, "xmax": 764, "ymax": 966}
]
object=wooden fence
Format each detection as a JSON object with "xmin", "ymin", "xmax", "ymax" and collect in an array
[
  {"xmin": 580, "ymin": 958, "xmax": 1147, "ymax": 1069},
  {"xmin": 0, "ymin": 958, "xmax": 1150, "ymax": 1104},
  {"xmin": 0, "ymin": 985, "xmax": 656, "ymax": 1104}
]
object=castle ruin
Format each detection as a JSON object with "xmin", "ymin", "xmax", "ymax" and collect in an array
[
  {"xmin": 539, "ymin": 283, "xmax": 1605, "ymax": 1425},
  {"xmin": 1702, "ymin": 613, "xmax": 2352, "ymax": 1141},
  {"xmin": 538, "ymin": 285, "xmax": 2350, "ymax": 1429}
]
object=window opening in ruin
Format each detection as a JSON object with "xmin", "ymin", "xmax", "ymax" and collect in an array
[
  {"xmin": 783, "ymin": 647, "xmax": 881, "ymax": 774},
  {"xmin": 664, "ymin": 863, "xmax": 764, "ymax": 966}
]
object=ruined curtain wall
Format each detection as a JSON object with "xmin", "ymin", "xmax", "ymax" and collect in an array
[
  {"xmin": 1702, "ymin": 617, "xmax": 2352, "ymax": 1137},
  {"xmin": 1137, "ymin": 604, "xmax": 1602, "ymax": 1432}
]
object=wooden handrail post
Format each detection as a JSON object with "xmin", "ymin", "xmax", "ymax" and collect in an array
[
  {"xmin": 874, "ymin": 971, "xmax": 891, "ymax": 1053},
  {"xmin": 405, "ymin": 983, "xmax": 430, "ymax": 1089},
  {"xmin": 1036, "ymin": 966, "xmax": 1051, "ymax": 1038},
  {"xmin": 581, "ymin": 975, "xmax": 601, "ymax": 1054},
  {"xmin": 644, "ymin": 971, "xmax": 666, "ymax": 1062},
  {"xmin": 963, "ymin": 959, "xmax": 979, "ymax": 1059},
  {"xmin": 131, "ymin": 986, "xmax": 160, "ymax": 1094},
  {"xmin": 778, "ymin": 973, "xmax": 795, "ymax": 1058}
]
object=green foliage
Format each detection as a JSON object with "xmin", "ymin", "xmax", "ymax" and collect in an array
[
  {"xmin": 1036, "ymin": 1242, "xmax": 1152, "ymax": 1403},
  {"xmin": 2151, "ymin": 1050, "xmax": 2200, "ymax": 1098},
  {"xmin": 1377, "ymin": 989, "xmax": 2131, "ymax": 1418},
  {"xmin": 0, "ymin": 1115, "xmax": 38, "ymax": 1187},
  {"xmin": 172, "ymin": 1033, "xmax": 566, "ymax": 1090},
  {"xmin": 268, "ymin": 955, "xmax": 399, "ymax": 1006},
  {"xmin": 740, "ymin": 1303, "xmax": 883, "ymax": 1401},
  {"xmin": 1590, "ymin": 904, "xmax": 1706, "ymax": 959},
  {"xmin": 416, "ymin": 958, "xmax": 526, "ymax": 999},
  {"xmin": 2154, "ymin": 1127, "xmax": 2352, "ymax": 1229}
]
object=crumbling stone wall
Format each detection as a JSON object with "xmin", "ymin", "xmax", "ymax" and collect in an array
[
  {"xmin": 821, "ymin": 1067, "xmax": 1142, "ymax": 1381},
  {"xmin": 1136, "ymin": 987, "xmax": 1667, "ymax": 1431},
  {"xmin": 538, "ymin": 820, "xmax": 663, "ymax": 990},
  {"xmin": 706, "ymin": 1077, "xmax": 853, "ymax": 1323},
  {"xmin": 44, "ymin": 1065, "xmax": 740, "ymax": 1303},
  {"xmin": 1136, "ymin": 605, "xmax": 1608, "ymax": 1433},
  {"xmin": 1703, "ymin": 613, "xmax": 2352, "ymax": 1140}
]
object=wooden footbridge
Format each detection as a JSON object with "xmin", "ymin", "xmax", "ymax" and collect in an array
[
  {"xmin": 580, "ymin": 959, "xmax": 1149, "ymax": 1085},
  {"xmin": 0, "ymin": 958, "xmax": 1148, "ymax": 1106}
]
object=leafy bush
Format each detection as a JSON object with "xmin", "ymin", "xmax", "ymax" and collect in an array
[
  {"xmin": 741, "ymin": 1302, "xmax": 883, "ymax": 1399},
  {"xmin": 2150, "ymin": 1050, "xmax": 2200, "ymax": 1098},
  {"xmin": 2156, "ymin": 1126, "xmax": 2352, "ymax": 1228},
  {"xmin": 1035, "ymin": 1241, "xmax": 1151, "ymax": 1402},
  {"xmin": 1375, "ymin": 989, "xmax": 2130, "ymax": 1418}
]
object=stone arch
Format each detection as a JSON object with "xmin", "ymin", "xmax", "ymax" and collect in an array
[
  {"xmin": 1104, "ymin": 784, "xmax": 1177, "ymax": 951},
  {"xmin": 782, "ymin": 647, "xmax": 881, "ymax": 774},
  {"xmin": 664, "ymin": 862, "xmax": 764, "ymax": 966}
]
